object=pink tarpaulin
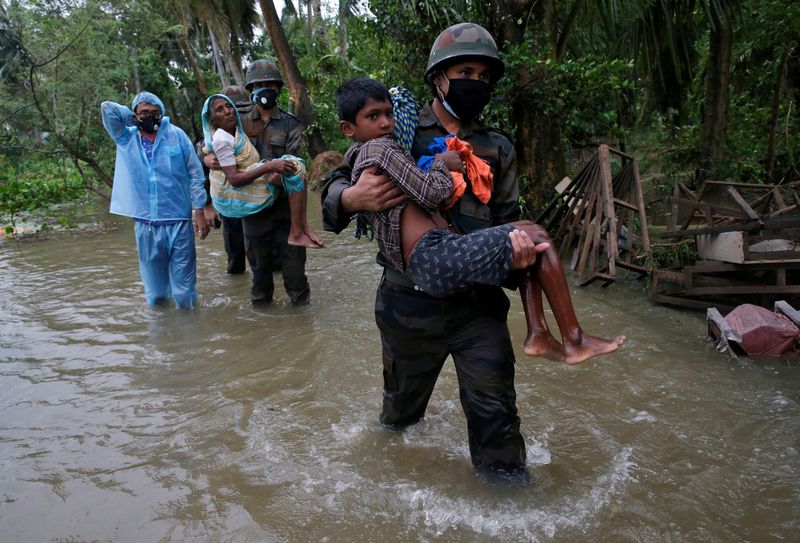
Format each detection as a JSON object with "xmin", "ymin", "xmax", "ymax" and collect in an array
[{"xmin": 724, "ymin": 304, "xmax": 800, "ymax": 357}]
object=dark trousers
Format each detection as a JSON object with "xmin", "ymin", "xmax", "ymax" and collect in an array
[
  {"xmin": 241, "ymin": 196, "xmax": 309, "ymax": 305},
  {"xmin": 221, "ymin": 214, "xmax": 249, "ymax": 274},
  {"xmin": 375, "ymin": 277, "xmax": 526, "ymax": 472}
]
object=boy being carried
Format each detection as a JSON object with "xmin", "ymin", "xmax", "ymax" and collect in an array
[
  {"xmin": 337, "ymin": 77, "xmax": 623, "ymax": 364},
  {"xmin": 202, "ymin": 93, "xmax": 323, "ymax": 248}
]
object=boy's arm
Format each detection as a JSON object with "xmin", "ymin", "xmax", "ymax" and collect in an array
[
  {"xmin": 321, "ymin": 165, "xmax": 409, "ymax": 233},
  {"xmin": 100, "ymin": 101, "xmax": 136, "ymax": 144},
  {"xmin": 364, "ymin": 139, "xmax": 452, "ymax": 211}
]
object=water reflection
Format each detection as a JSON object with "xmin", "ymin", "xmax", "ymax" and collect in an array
[{"xmin": 0, "ymin": 201, "xmax": 798, "ymax": 541}]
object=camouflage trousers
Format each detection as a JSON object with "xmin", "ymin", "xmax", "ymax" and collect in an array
[
  {"xmin": 375, "ymin": 273, "xmax": 526, "ymax": 472},
  {"xmin": 241, "ymin": 196, "xmax": 310, "ymax": 305}
]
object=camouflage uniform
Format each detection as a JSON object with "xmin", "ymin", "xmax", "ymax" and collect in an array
[
  {"xmin": 321, "ymin": 23, "xmax": 527, "ymax": 473},
  {"xmin": 241, "ymin": 61, "xmax": 310, "ymax": 305}
]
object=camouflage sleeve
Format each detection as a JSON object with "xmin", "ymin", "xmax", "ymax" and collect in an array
[
  {"xmin": 320, "ymin": 166, "xmax": 354, "ymax": 233},
  {"xmin": 490, "ymin": 138, "xmax": 520, "ymax": 226},
  {"xmin": 285, "ymin": 118, "xmax": 303, "ymax": 157}
]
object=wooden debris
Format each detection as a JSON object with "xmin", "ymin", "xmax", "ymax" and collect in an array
[
  {"xmin": 536, "ymin": 144, "xmax": 650, "ymax": 286},
  {"xmin": 652, "ymin": 178, "xmax": 800, "ymax": 310}
]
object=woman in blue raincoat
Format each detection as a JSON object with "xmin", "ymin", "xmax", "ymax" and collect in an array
[{"xmin": 101, "ymin": 91, "xmax": 212, "ymax": 309}]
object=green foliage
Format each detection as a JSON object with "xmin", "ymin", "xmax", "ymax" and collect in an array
[
  {"xmin": 0, "ymin": 0, "xmax": 798, "ymax": 222},
  {"xmin": 0, "ymin": 157, "xmax": 88, "ymax": 236},
  {"xmin": 499, "ymin": 40, "xmax": 636, "ymax": 146},
  {"xmin": 645, "ymin": 240, "xmax": 698, "ymax": 271}
]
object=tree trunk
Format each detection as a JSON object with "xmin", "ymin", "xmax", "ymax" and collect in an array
[
  {"xmin": 306, "ymin": 0, "xmax": 312, "ymax": 43},
  {"xmin": 493, "ymin": 0, "xmax": 565, "ymax": 212},
  {"xmin": 700, "ymin": 15, "xmax": 733, "ymax": 177},
  {"xmin": 178, "ymin": 34, "xmax": 207, "ymax": 96},
  {"xmin": 766, "ymin": 46, "xmax": 789, "ymax": 182},
  {"xmin": 282, "ymin": 0, "xmax": 297, "ymax": 18},
  {"xmin": 258, "ymin": 0, "xmax": 326, "ymax": 157},
  {"xmin": 338, "ymin": 0, "xmax": 348, "ymax": 58},
  {"xmin": 227, "ymin": 30, "xmax": 246, "ymax": 90},
  {"xmin": 210, "ymin": 30, "xmax": 230, "ymax": 89},
  {"xmin": 556, "ymin": 0, "xmax": 584, "ymax": 62},
  {"xmin": 130, "ymin": 45, "xmax": 141, "ymax": 94}
]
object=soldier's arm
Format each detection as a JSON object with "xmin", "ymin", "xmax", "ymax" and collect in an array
[
  {"xmin": 285, "ymin": 119, "xmax": 303, "ymax": 157},
  {"xmin": 320, "ymin": 163, "xmax": 408, "ymax": 233},
  {"xmin": 320, "ymin": 166, "xmax": 354, "ymax": 233},
  {"xmin": 100, "ymin": 101, "xmax": 135, "ymax": 144}
]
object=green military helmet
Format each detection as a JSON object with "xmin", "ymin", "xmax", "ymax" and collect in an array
[
  {"xmin": 222, "ymin": 85, "xmax": 250, "ymax": 107},
  {"xmin": 424, "ymin": 22, "xmax": 505, "ymax": 85},
  {"xmin": 245, "ymin": 59, "xmax": 284, "ymax": 90}
]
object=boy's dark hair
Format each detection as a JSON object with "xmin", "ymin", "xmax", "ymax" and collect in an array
[{"xmin": 336, "ymin": 77, "xmax": 391, "ymax": 123}]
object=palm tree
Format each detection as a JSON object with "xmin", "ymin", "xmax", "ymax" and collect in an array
[{"xmin": 258, "ymin": 0, "xmax": 326, "ymax": 156}]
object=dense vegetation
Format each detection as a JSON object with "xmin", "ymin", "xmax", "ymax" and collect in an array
[{"xmin": 1, "ymin": 0, "xmax": 798, "ymax": 234}]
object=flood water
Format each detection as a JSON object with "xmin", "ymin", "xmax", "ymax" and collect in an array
[{"xmin": 1, "ymin": 198, "xmax": 799, "ymax": 542}]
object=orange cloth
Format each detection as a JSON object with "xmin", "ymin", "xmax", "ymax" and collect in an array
[{"xmin": 441, "ymin": 137, "xmax": 493, "ymax": 210}]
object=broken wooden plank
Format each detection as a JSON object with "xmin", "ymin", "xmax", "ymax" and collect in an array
[
  {"xmin": 707, "ymin": 307, "xmax": 743, "ymax": 356},
  {"xmin": 686, "ymin": 285, "xmax": 800, "ymax": 296},
  {"xmin": 775, "ymin": 300, "xmax": 800, "ymax": 326},
  {"xmin": 726, "ymin": 186, "xmax": 764, "ymax": 225}
]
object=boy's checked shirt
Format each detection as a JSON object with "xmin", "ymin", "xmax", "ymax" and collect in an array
[{"xmin": 344, "ymin": 135, "xmax": 453, "ymax": 272}]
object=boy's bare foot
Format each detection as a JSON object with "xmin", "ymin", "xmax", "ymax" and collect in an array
[
  {"xmin": 563, "ymin": 334, "xmax": 625, "ymax": 365},
  {"xmin": 524, "ymin": 332, "xmax": 564, "ymax": 361},
  {"xmin": 288, "ymin": 231, "xmax": 324, "ymax": 248}
]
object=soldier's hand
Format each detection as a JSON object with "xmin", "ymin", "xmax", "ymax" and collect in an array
[
  {"xmin": 509, "ymin": 229, "xmax": 549, "ymax": 270},
  {"xmin": 204, "ymin": 153, "xmax": 220, "ymax": 169},
  {"xmin": 342, "ymin": 165, "xmax": 406, "ymax": 213},
  {"xmin": 266, "ymin": 159, "xmax": 296, "ymax": 176}
]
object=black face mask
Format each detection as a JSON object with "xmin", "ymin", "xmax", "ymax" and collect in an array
[
  {"xmin": 251, "ymin": 87, "xmax": 278, "ymax": 110},
  {"xmin": 135, "ymin": 114, "xmax": 161, "ymax": 134},
  {"xmin": 441, "ymin": 78, "xmax": 491, "ymax": 121}
]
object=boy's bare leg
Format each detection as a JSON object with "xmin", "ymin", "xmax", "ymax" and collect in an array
[
  {"xmin": 520, "ymin": 270, "xmax": 564, "ymax": 361},
  {"xmin": 515, "ymin": 221, "xmax": 625, "ymax": 364},
  {"xmin": 287, "ymin": 189, "xmax": 324, "ymax": 248}
]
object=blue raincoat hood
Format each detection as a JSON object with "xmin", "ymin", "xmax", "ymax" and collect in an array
[{"xmin": 131, "ymin": 91, "xmax": 165, "ymax": 116}]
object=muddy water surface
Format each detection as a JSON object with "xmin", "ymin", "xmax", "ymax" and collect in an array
[{"xmin": 1, "ymin": 201, "xmax": 798, "ymax": 542}]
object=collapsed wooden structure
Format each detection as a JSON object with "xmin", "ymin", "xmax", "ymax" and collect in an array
[
  {"xmin": 536, "ymin": 144, "xmax": 650, "ymax": 286},
  {"xmin": 651, "ymin": 179, "xmax": 800, "ymax": 310}
]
